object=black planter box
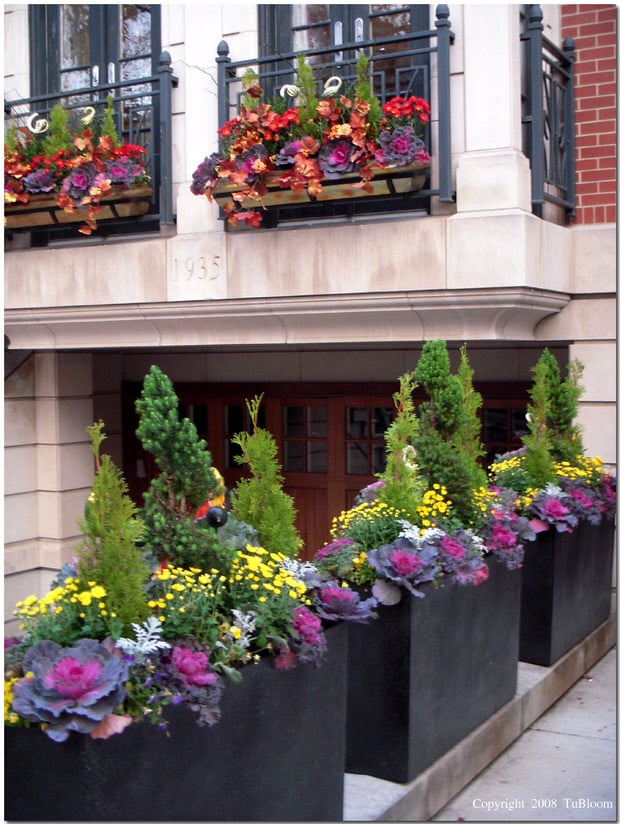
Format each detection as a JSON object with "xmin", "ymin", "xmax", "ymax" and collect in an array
[
  {"xmin": 346, "ymin": 558, "xmax": 521, "ymax": 783},
  {"xmin": 519, "ymin": 520, "xmax": 615, "ymax": 666},
  {"xmin": 5, "ymin": 622, "xmax": 347, "ymax": 822}
]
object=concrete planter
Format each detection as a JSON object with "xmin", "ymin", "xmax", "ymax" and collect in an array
[
  {"xmin": 4, "ymin": 623, "xmax": 347, "ymax": 821},
  {"xmin": 345, "ymin": 557, "xmax": 521, "ymax": 783},
  {"xmin": 519, "ymin": 520, "xmax": 615, "ymax": 666}
]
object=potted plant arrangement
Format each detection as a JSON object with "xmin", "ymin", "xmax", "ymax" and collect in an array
[
  {"xmin": 4, "ymin": 97, "xmax": 152, "ymax": 235},
  {"xmin": 313, "ymin": 342, "xmax": 531, "ymax": 784},
  {"xmin": 4, "ymin": 366, "xmax": 376, "ymax": 822},
  {"xmin": 489, "ymin": 349, "xmax": 616, "ymax": 666},
  {"xmin": 190, "ymin": 53, "xmax": 431, "ymax": 228}
]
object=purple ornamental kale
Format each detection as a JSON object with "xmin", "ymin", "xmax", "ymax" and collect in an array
[
  {"xmin": 190, "ymin": 152, "xmax": 223, "ymax": 194},
  {"xmin": 318, "ymin": 138, "xmax": 359, "ymax": 178},
  {"xmin": 104, "ymin": 156, "xmax": 145, "ymax": 185},
  {"xmin": 314, "ymin": 582, "xmax": 377, "ymax": 623},
  {"xmin": 528, "ymin": 488, "xmax": 579, "ymax": 533},
  {"xmin": 22, "ymin": 169, "xmax": 56, "ymax": 193},
  {"xmin": 367, "ymin": 537, "xmax": 440, "ymax": 598},
  {"xmin": 377, "ymin": 126, "xmax": 425, "ymax": 167},
  {"xmin": 239, "ymin": 143, "xmax": 270, "ymax": 181},
  {"xmin": 11, "ymin": 639, "xmax": 129, "ymax": 742},
  {"xmin": 158, "ymin": 642, "xmax": 224, "ymax": 727},
  {"xmin": 274, "ymin": 140, "xmax": 303, "ymax": 167}
]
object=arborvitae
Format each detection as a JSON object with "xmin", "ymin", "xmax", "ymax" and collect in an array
[
  {"xmin": 354, "ymin": 53, "xmax": 383, "ymax": 134},
  {"xmin": 76, "ymin": 421, "xmax": 150, "ymax": 636},
  {"xmin": 42, "ymin": 104, "xmax": 74, "ymax": 155},
  {"xmin": 522, "ymin": 349, "xmax": 584, "ymax": 484},
  {"xmin": 296, "ymin": 54, "xmax": 321, "ymax": 138},
  {"xmin": 100, "ymin": 95, "xmax": 120, "ymax": 145},
  {"xmin": 454, "ymin": 344, "xmax": 487, "ymax": 484},
  {"xmin": 230, "ymin": 395, "xmax": 303, "ymax": 557},
  {"xmin": 135, "ymin": 365, "xmax": 226, "ymax": 570},
  {"xmin": 413, "ymin": 340, "xmax": 484, "ymax": 527},
  {"xmin": 377, "ymin": 372, "xmax": 426, "ymax": 520}
]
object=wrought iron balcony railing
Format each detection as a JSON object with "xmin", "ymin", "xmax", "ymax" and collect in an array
[
  {"xmin": 521, "ymin": 6, "xmax": 576, "ymax": 218},
  {"xmin": 215, "ymin": 5, "xmax": 455, "ymax": 227},
  {"xmin": 4, "ymin": 51, "xmax": 177, "ymax": 237}
]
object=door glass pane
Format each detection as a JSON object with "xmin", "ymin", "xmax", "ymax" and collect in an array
[
  {"xmin": 372, "ymin": 443, "xmax": 387, "ymax": 474},
  {"xmin": 60, "ymin": 5, "xmax": 90, "ymax": 93},
  {"xmin": 308, "ymin": 406, "xmax": 327, "ymax": 438},
  {"xmin": 347, "ymin": 442, "xmax": 368, "ymax": 474},
  {"xmin": 284, "ymin": 440, "xmax": 304, "ymax": 472},
  {"xmin": 347, "ymin": 407, "xmax": 368, "ymax": 439},
  {"xmin": 308, "ymin": 442, "xmax": 327, "ymax": 473},
  {"xmin": 284, "ymin": 406, "xmax": 304, "ymax": 438},
  {"xmin": 292, "ymin": 5, "xmax": 331, "ymax": 54},
  {"xmin": 372, "ymin": 407, "xmax": 393, "ymax": 437},
  {"xmin": 483, "ymin": 409, "xmax": 508, "ymax": 443},
  {"xmin": 512, "ymin": 409, "xmax": 528, "ymax": 440}
]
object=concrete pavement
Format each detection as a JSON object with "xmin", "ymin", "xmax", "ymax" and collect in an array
[{"xmin": 343, "ymin": 611, "xmax": 616, "ymax": 822}]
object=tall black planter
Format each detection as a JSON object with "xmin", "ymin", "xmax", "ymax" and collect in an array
[
  {"xmin": 5, "ymin": 623, "xmax": 347, "ymax": 822},
  {"xmin": 346, "ymin": 558, "xmax": 521, "ymax": 783},
  {"xmin": 519, "ymin": 520, "xmax": 615, "ymax": 666}
]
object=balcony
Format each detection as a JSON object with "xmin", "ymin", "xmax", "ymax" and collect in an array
[{"xmin": 4, "ymin": 51, "xmax": 177, "ymax": 246}]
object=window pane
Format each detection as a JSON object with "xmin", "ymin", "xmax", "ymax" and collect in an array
[
  {"xmin": 483, "ymin": 409, "xmax": 508, "ymax": 443},
  {"xmin": 347, "ymin": 442, "xmax": 368, "ymax": 474},
  {"xmin": 226, "ymin": 405, "xmax": 244, "ymax": 436},
  {"xmin": 284, "ymin": 440, "xmax": 304, "ymax": 472},
  {"xmin": 512, "ymin": 409, "xmax": 528, "ymax": 440},
  {"xmin": 308, "ymin": 442, "xmax": 327, "ymax": 473},
  {"xmin": 347, "ymin": 407, "xmax": 368, "ymax": 439},
  {"xmin": 284, "ymin": 406, "xmax": 304, "ymax": 437},
  {"xmin": 372, "ymin": 443, "xmax": 387, "ymax": 474},
  {"xmin": 308, "ymin": 406, "xmax": 327, "ymax": 438},
  {"xmin": 60, "ymin": 4, "xmax": 90, "ymax": 95},
  {"xmin": 372, "ymin": 407, "xmax": 393, "ymax": 437}
]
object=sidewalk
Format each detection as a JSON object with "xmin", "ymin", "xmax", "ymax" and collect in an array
[
  {"xmin": 343, "ymin": 610, "xmax": 616, "ymax": 822},
  {"xmin": 432, "ymin": 646, "xmax": 616, "ymax": 821}
]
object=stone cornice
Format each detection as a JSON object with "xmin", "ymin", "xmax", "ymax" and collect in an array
[{"xmin": 4, "ymin": 287, "xmax": 571, "ymax": 350}]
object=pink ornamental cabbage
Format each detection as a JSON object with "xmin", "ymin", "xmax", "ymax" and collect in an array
[
  {"xmin": 11, "ymin": 639, "xmax": 129, "ymax": 742},
  {"xmin": 171, "ymin": 646, "xmax": 218, "ymax": 688}
]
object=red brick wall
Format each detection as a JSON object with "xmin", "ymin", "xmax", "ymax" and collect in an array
[{"xmin": 562, "ymin": 5, "xmax": 616, "ymax": 225}]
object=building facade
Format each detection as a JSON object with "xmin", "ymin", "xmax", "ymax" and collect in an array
[{"xmin": 4, "ymin": 4, "xmax": 616, "ymax": 631}]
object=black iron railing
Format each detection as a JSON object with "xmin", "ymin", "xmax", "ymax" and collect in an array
[
  {"xmin": 4, "ymin": 51, "xmax": 177, "ymax": 230},
  {"xmin": 215, "ymin": 4, "xmax": 455, "ymax": 223},
  {"xmin": 522, "ymin": 6, "xmax": 576, "ymax": 218}
]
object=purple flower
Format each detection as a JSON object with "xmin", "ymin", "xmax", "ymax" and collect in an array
[
  {"xmin": 376, "ymin": 126, "xmax": 426, "ymax": 167},
  {"xmin": 11, "ymin": 639, "xmax": 129, "ymax": 742},
  {"xmin": 104, "ymin": 156, "xmax": 144, "ymax": 185},
  {"xmin": 61, "ymin": 163, "xmax": 97, "ymax": 203},
  {"xmin": 315, "ymin": 538, "xmax": 355, "ymax": 561},
  {"xmin": 190, "ymin": 152, "xmax": 223, "ymax": 195},
  {"xmin": 318, "ymin": 138, "xmax": 359, "ymax": 178},
  {"xmin": 171, "ymin": 646, "xmax": 217, "ymax": 688},
  {"xmin": 367, "ymin": 537, "xmax": 440, "ymax": 597},
  {"xmin": 23, "ymin": 169, "xmax": 56, "ymax": 193},
  {"xmin": 314, "ymin": 582, "xmax": 377, "ymax": 623},
  {"xmin": 274, "ymin": 140, "xmax": 302, "ymax": 167}
]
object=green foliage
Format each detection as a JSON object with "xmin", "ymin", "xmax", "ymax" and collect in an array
[
  {"xmin": 354, "ymin": 53, "xmax": 383, "ymax": 132},
  {"xmin": 377, "ymin": 372, "xmax": 426, "ymax": 520},
  {"xmin": 413, "ymin": 340, "xmax": 486, "ymax": 527},
  {"xmin": 296, "ymin": 54, "xmax": 321, "ymax": 137},
  {"xmin": 135, "ymin": 365, "xmax": 226, "ymax": 569},
  {"xmin": 522, "ymin": 349, "xmax": 585, "ymax": 484},
  {"xmin": 42, "ymin": 103, "xmax": 74, "ymax": 155},
  {"xmin": 101, "ymin": 95, "xmax": 120, "ymax": 145},
  {"xmin": 76, "ymin": 421, "xmax": 150, "ymax": 635},
  {"xmin": 454, "ymin": 345, "xmax": 487, "ymax": 478},
  {"xmin": 229, "ymin": 395, "xmax": 303, "ymax": 557}
]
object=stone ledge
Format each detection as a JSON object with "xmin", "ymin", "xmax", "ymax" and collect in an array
[{"xmin": 343, "ymin": 609, "xmax": 617, "ymax": 822}]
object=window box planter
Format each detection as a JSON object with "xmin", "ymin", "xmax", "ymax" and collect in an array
[
  {"xmin": 345, "ymin": 558, "xmax": 521, "ymax": 784},
  {"xmin": 5, "ymin": 622, "xmax": 347, "ymax": 822},
  {"xmin": 519, "ymin": 520, "xmax": 615, "ymax": 666},
  {"xmin": 4, "ymin": 185, "xmax": 153, "ymax": 231},
  {"xmin": 211, "ymin": 161, "xmax": 430, "ymax": 211}
]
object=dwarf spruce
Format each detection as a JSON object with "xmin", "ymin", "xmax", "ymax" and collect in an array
[{"xmin": 135, "ymin": 365, "xmax": 225, "ymax": 570}]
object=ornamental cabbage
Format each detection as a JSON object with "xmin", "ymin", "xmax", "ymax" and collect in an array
[{"xmin": 11, "ymin": 639, "xmax": 129, "ymax": 742}]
